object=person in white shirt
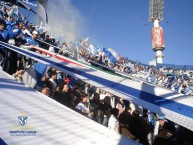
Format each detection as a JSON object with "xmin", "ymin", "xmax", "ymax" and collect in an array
[
  {"xmin": 108, "ymin": 108, "xmax": 119, "ymax": 133},
  {"xmin": 75, "ymin": 93, "xmax": 93, "ymax": 118},
  {"xmin": 100, "ymin": 90, "xmax": 107, "ymax": 100}
]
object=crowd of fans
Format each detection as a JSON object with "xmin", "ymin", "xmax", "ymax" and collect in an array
[
  {"xmin": 15, "ymin": 64, "xmax": 191, "ymax": 145},
  {"xmin": 79, "ymin": 47, "xmax": 193, "ymax": 97},
  {"xmin": 34, "ymin": 67, "xmax": 193, "ymax": 145},
  {"xmin": 0, "ymin": 1, "xmax": 193, "ymax": 145}
]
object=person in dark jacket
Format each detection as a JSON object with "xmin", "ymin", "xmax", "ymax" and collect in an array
[{"xmin": 129, "ymin": 110, "xmax": 150, "ymax": 145}]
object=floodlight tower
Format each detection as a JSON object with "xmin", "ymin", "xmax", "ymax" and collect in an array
[{"xmin": 149, "ymin": 0, "xmax": 165, "ymax": 64}]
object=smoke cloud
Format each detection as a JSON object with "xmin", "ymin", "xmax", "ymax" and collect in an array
[{"xmin": 46, "ymin": 0, "xmax": 84, "ymax": 43}]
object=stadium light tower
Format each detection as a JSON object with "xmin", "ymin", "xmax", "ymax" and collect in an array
[{"xmin": 149, "ymin": 0, "xmax": 165, "ymax": 64}]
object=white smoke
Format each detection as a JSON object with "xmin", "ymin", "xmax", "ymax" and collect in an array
[{"xmin": 46, "ymin": 0, "xmax": 84, "ymax": 43}]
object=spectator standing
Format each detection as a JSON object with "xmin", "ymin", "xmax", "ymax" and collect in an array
[
  {"xmin": 100, "ymin": 96, "xmax": 112, "ymax": 127},
  {"xmin": 0, "ymin": 19, "xmax": 10, "ymax": 71},
  {"xmin": 5, "ymin": 16, "xmax": 16, "ymax": 32},
  {"xmin": 154, "ymin": 116, "xmax": 175, "ymax": 138},
  {"xmin": 108, "ymin": 108, "xmax": 119, "ymax": 133},
  {"xmin": 75, "ymin": 92, "xmax": 92, "ymax": 117},
  {"xmin": 129, "ymin": 110, "xmax": 150, "ymax": 145},
  {"xmin": 61, "ymin": 84, "xmax": 73, "ymax": 109},
  {"xmin": 116, "ymin": 98, "xmax": 125, "ymax": 115},
  {"xmin": 42, "ymin": 35, "xmax": 51, "ymax": 50},
  {"xmin": 118, "ymin": 107, "xmax": 133, "ymax": 137},
  {"xmin": 153, "ymin": 116, "xmax": 176, "ymax": 145},
  {"xmin": 7, "ymin": 21, "xmax": 24, "ymax": 74},
  {"xmin": 90, "ymin": 93, "xmax": 102, "ymax": 123},
  {"xmin": 48, "ymin": 71, "xmax": 57, "ymax": 93},
  {"xmin": 22, "ymin": 30, "xmax": 39, "ymax": 51}
]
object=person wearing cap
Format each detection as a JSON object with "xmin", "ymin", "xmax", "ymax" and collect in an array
[
  {"xmin": 153, "ymin": 116, "xmax": 176, "ymax": 145},
  {"xmin": 20, "ymin": 30, "xmax": 39, "ymax": 67},
  {"xmin": 154, "ymin": 116, "xmax": 166, "ymax": 137},
  {"xmin": 22, "ymin": 30, "xmax": 39, "ymax": 51}
]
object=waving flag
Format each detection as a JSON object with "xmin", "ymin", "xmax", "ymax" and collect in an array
[
  {"xmin": 5, "ymin": 0, "xmax": 48, "ymax": 23},
  {"xmin": 88, "ymin": 44, "xmax": 95, "ymax": 54},
  {"xmin": 19, "ymin": 0, "xmax": 48, "ymax": 23},
  {"xmin": 6, "ymin": 5, "xmax": 19, "ymax": 18},
  {"xmin": 38, "ymin": 21, "xmax": 49, "ymax": 34},
  {"xmin": 80, "ymin": 37, "xmax": 89, "ymax": 47},
  {"xmin": 7, "ymin": 6, "xmax": 14, "ymax": 16},
  {"xmin": 101, "ymin": 48, "xmax": 120, "ymax": 64},
  {"xmin": 22, "ymin": 62, "xmax": 47, "ymax": 88}
]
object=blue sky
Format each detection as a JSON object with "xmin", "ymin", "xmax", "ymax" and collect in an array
[{"xmin": 70, "ymin": 0, "xmax": 193, "ymax": 65}]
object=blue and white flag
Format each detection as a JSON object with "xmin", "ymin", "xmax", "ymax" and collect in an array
[
  {"xmin": 18, "ymin": 0, "xmax": 48, "ymax": 23},
  {"xmin": 38, "ymin": 21, "xmax": 49, "ymax": 34},
  {"xmin": 101, "ymin": 48, "xmax": 120, "ymax": 64},
  {"xmin": 22, "ymin": 62, "xmax": 47, "ymax": 88}
]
